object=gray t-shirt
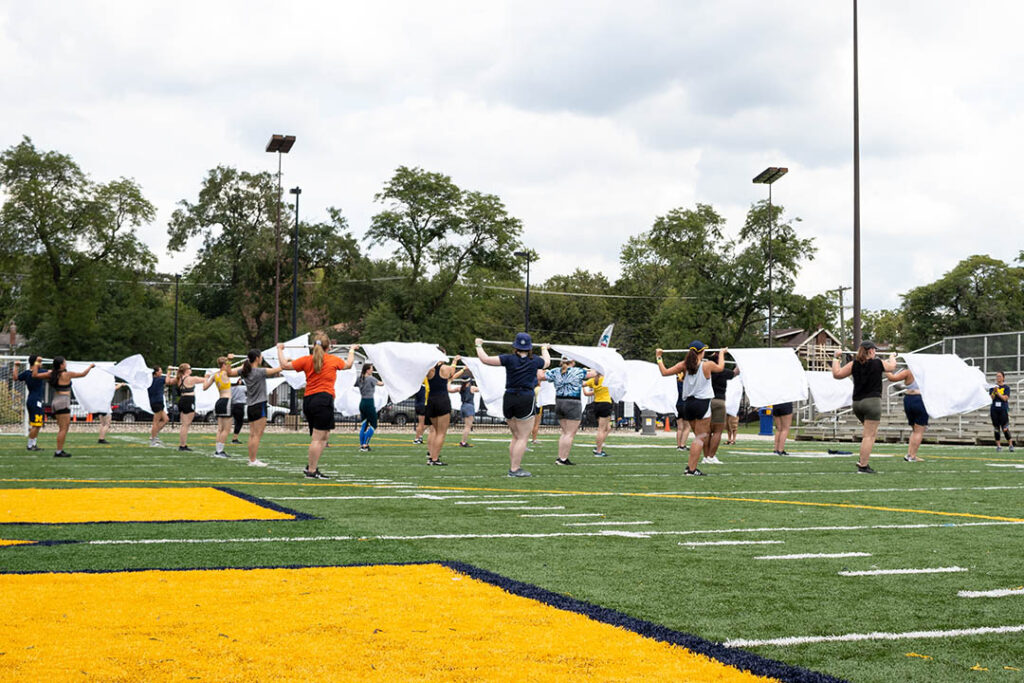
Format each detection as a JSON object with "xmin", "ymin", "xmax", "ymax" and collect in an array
[
  {"xmin": 359, "ymin": 375, "xmax": 378, "ymax": 399},
  {"xmin": 230, "ymin": 382, "xmax": 246, "ymax": 404},
  {"xmin": 244, "ymin": 368, "xmax": 268, "ymax": 405}
]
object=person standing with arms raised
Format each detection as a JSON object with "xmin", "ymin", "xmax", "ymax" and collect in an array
[
  {"xmin": 16, "ymin": 355, "xmax": 46, "ymax": 451},
  {"xmin": 886, "ymin": 365, "xmax": 928, "ymax": 462},
  {"xmin": 832, "ymin": 341, "xmax": 898, "ymax": 473},
  {"xmin": 33, "ymin": 356, "xmax": 94, "ymax": 458},
  {"xmin": 657, "ymin": 342, "xmax": 727, "ymax": 476},
  {"xmin": 277, "ymin": 335, "xmax": 357, "ymax": 479},
  {"xmin": 544, "ymin": 358, "xmax": 597, "ymax": 466},
  {"xmin": 583, "ymin": 374, "xmax": 613, "ymax": 457},
  {"xmin": 475, "ymin": 334, "xmax": 550, "ymax": 477}
]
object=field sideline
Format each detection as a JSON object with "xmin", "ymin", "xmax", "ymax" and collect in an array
[{"xmin": 0, "ymin": 429, "xmax": 1021, "ymax": 682}]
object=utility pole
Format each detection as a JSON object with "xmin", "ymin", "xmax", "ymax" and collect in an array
[{"xmin": 828, "ymin": 285, "xmax": 852, "ymax": 347}]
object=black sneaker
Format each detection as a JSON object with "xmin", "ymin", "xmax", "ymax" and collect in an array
[
  {"xmin": 555, "ymin": 458, "xmax": 575, "ymax": 466},
  {"xmin": 856, "ymin": 464, "xmax": 877, "ymax": 474},
  {"xmin": 178, "ymin": 446, "xmax": 193, "ymax": 452},
  {"xmin": 779, "ymin": 450, "xmax": 790, "ymax": 456},
  {"xmin": 97, "ymin": 439, "xmax": 108, "ymax": 445},
  {"xmin": 231, "ymin": 438, "xmax": 242, "ymax": 444},
  {"xmin": 426, "ymin": 459, "xmax": 448, "ymax": 466},
  {"xmin": 458, "ymin": 442, "xmax": 472, "ymax": 448},
  {"xmin": 684, "ymin": 467, "xmax": 706, "ymax": 476},
  {"xmin": 54, "ymin": 451, "xmax": 71, "ymax": 458},
  {"xmin": 412, "ymin": 437, "xmax": 423, "ymax": 445},
  {"xmin": 303, "ymin": 468, "xmax": 329, "ymax": 479},
  {"xmin": 212, "ymin": 451, "xmax": 229, "ymax": 459}
]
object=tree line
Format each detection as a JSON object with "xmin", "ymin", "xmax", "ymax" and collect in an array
[{"xmin": 2, "ymin": 136, "xmax": 1021, "ymax": 365}]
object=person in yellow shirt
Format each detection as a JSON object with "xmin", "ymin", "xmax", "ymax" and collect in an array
[{"xmin": 583, "ymin": 374, "xmax": 613, "ymax": 457}]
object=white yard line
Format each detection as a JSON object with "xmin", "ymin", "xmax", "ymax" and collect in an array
[
  {"xmin": 958, "ymin": 588, "xmax": 1024, "ymax": 598},
  {"xmin": 452, "ymin": 500, "xmax": 529, "ymax": 505},
  {"xmin": 564, "ymin": 520, "xmax": 653, "ymax": 526},
  {"xmin": 487, "ymin": 506, "xmax": 565, "ymax": 511},
  {"xmin": 839, "ymin": 567, "xmax": 967, "ymax": 576},
  {"xmin": 724, "ymin": 624, "xmax": 1024, "ymax": 648},
  {"xmin": 680, "ymin": 540, "xmax": 784, "ymax": 547},
  {"xmin": 520, "ymin": 513, "xmax": 605, "ymax": 518},
  {"xmin": 986, "ymin": 464, "xmax": 1024, "ymax": 469},
  {"xmin": 756, "ymin": 552, "xmax": 872, "ymax": 560}
]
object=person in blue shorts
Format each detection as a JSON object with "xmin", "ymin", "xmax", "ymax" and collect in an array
[
  {"xmin": 16, "ymin": 355, "xmax": 46, "ymax": 451},
  {"xmin": 989, "ymin": 371, "xmax": 1015, "ymax": 452},
  {"xmin": 886, "ymin": 366, "xmax": 927, "ymax": 462}
]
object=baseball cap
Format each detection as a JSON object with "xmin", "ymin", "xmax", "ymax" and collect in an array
[
  {"xmin": 860, "ymin": 340, "xmax": 877, "ymax": 350},
  {"xmin": 513, "ymin": 332, "xmax": 533, "ymax": 351},
  {"xmin": 688, "ymin": 340, "xmax": 707, "ymax": 352}
]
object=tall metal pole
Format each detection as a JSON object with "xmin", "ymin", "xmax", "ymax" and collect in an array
[
  {"xmin": 274, "ymin": 152, "xmax": 282, "ymax": 344},
  {"xmin": 852, "ymin": 0, "xmax": 863, "ymax": 347},
  {"xmin": 767, "ymin": 183, "xmax": 773, "ymax": 347},
  {"xmin": 289, "ymin": 187, "xmax": 301, "ymax": 415},
  {"xmin": 173, "ymin": 274, "xmax": 180, "ymax": 366},
  {"xmin": 524, "ymin": 259, "xmax": 531, "ymax": 333}
]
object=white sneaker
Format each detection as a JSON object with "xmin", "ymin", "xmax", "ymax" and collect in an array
[
  {"xmin": 703, "ymin": 456, "xmax": 722, "ymax": 465},
  {"xmin": 248, "ymin": 459, "xmax": 268, "ymax": 467},
  {"xmin": 149, "ymin": 439, "xmax": 162, "ymax": 447}
]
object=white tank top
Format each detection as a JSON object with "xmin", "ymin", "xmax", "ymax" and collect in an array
[
  {"xmin": 681, "ymin": 366, "xmax": 714, "ymax": 400},
  {"xmin": 905, "ymin": 378, "xmax": 920, "ymax": 392}
]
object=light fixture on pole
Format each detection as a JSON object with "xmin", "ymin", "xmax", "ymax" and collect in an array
[
  {"xmin": 288, "ymin": 186, "xmax": 302, "ymax": 416},
  {"xmin": 514, "ymin": 251, "xmax": 533, "ymax": 333},
  {"xmin": 265, "ymin": 134, "xmax": 295, "ymax": 344},
  {"xmin": 753, "ymin": 166, "xmax": 788, "ymax": 347}
]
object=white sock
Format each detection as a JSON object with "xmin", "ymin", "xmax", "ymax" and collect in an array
[
  {"xmin": 216, "ymin": 442, "xmax": 224, "ymax": 453},
  {"xmin": 28, "ymin": 438, "xmax": 35, "ymax": 448}
]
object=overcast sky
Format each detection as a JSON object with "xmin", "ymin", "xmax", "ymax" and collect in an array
[{"xmin": 2, "ymin": 1, "xmax": 1022, "ymax": 314}]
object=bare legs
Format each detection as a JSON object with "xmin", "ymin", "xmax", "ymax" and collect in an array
[
  {"xmin": 460, "ymin": 415, "xmax": 474, "ymax": 445},
  {"xmin": 557, "ymin": 418, "xmax": 580, "ymax": 462},
  {"xmin": 249, "ymin": 417, "xmax": 267, "ymax": 463},
  {"xmin": 178, "ymin": 412, "xmax": 195, "ymax": 447},
  {"xmin": 531, "ymin": 408, "xmax": 543, "ymax": 443},
  {"xmin": 428, "ymin": 414, "xmax": 450, "ymax": 462},
  {"xmin": 509, "ymin": 418, "xmax": 531, "ymax": 472},
  {"xmin": 97, "ymin": 413, "xmax": 111, "ymax": 442},
  {"xmin": 55, "ymin": 414, "xmax": 71, "ymax": 453},
  {"xmin": 594, "ymin": 415, "xmax": 611, "ymax": 454},
  {"xmin": 704, "ymin": 422, "xmax": 725, "ymax": 461},
  {"xmin": 859, "ymin": 420, "xmax": 880, "ymax": 467},
  {"xmin": 906, "ymin": 424, "xmax": 926, "ymax": 461},
  {"xmin": 307, "ymin": 428, "xmax": 329, "ymax": 471},
  {"xmin": 150, "ymin": 411, "xmax": 168, "ymax": 441},
  {"xmin": 688, "ymin": 418, "xmax": 710, "ymax": 471},
  {"xmin": 773, "ymin": 414, "xmax": 792, "ymax": 454},
  {"xmin": 215, "ymin": 416, "xmax": 231, "ymax": 454},
  {"xmin": 676, "ymin": 420, "xmax": 691, "ymax": 448}
]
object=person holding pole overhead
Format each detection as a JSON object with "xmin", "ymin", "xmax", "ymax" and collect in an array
[
  {"xmin": 772, "ymin": 401, "xmax": 793, "ymax": 456},
  {"xmin": 886, "ymin": 364, "xmax": 927, "ymax": 462},
  {"xmin": 454, "ymin": 371, "xmax": 479, "ymax": 448},
  {"xmin": 238, "ymin": 348, "xmax": 286, "ymax": 467},
  {"xmin": 204, "ymin": 357, "xmax": 235, "ymax": 457},
  {"xmin": 657, "ymin": 342, "xmax": 727, "ymax": 476},
  {"xmin": 475, "ymin": 334, "xmax": 550, "ymax": 477},
  {"xmin": 15, "ymin": 355, "xmax": 46, "ymax": 451},
  {"xmin": 277, "ymin": 335, "xmax": 357, "ymax": 479},
  {"xmin": 989, "ymin": 371, "xmax": 1015, "ymax": 452},
  {"xmin": 174, "ymin": 363, "xmax": 206, "ymax": 452},
  {"xmin": 424, "ymin": 355, "xmax": 461, "ymax": 465},
  {"xmin": 583, "ymin": 374, "xmax": 613, "ymax": 457},
  {"xmin": 832, "ymin": 340, "xmax": 898, "ymax": 473},
  {"xmin": 148, "ymin": 366, "xmax": 169, "ymax": 447},
  {"xmin": 358, "ymin": 363, "xmax": 384, "ymax": 452},
  {"xmin": 705, "ymin": 354, "xmax": 739, "ymax": 464},
  {"xmin": 33, "ymin": 356, "xmax": 94, "ymax": 458},
  {"xmin": 543, "ymin": 357, "xmax": 597, "ymax": 466}
]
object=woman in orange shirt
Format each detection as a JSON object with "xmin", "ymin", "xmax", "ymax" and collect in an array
[{"xmin": 277, "ymin": 334, "xmax": 357, "ymax": 479}]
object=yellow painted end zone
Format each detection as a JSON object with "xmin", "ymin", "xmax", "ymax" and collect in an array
[
  {"xmin": 0, "ymin": 487, "xmax": 295, "ymax": 524},
  {"xmin": 0, "ymin": 539, "xmax": 33, "ymax": 547},
  {"xmin": 0, "ymin": 565, "xmax": 778, "ymax": 682}
]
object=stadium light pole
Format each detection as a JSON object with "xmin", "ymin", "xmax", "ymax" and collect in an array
[
  {"xmin": 514, "ymin": 251, "xmax": 532, "ymax": 333},
  {"xmin": 265, "ymin": 134, "xmax": 295, "ymax": 344},
  {"xmin": 852, "ymin": 0, "xmax": 863, "ymax": 347},
  {"xmin": 288, "ymin": 186, "xmax": 302, "ymax": 415},
  {"xmin": 172, "ymin": 273, "xmax": 180, "ymax": 366},
  {"xmin": 753, "ymin": 166, "xmax": 788, "ymax": 347}
]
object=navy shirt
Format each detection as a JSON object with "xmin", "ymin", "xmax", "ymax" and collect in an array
[
  {"xmin": 148, "ymin": 376, "xmax": 166, "ymax": 406},
  {"xmin": 18, "ymin": 370, "xmax": 45, "ymax": 407},
  {"xmin": 499, "ymin": 353, "xmax": 545, "ymax": 393},
  {"xmin": 711, "ymin": 368, "xmax": 736, "ymax": 400},
  {"xmin": 990, "ymin": 384, "xmax": 1011, "ymax": 410}
]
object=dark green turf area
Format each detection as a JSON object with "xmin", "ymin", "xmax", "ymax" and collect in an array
[{"xmin": 1, "ymin": 428, "xmax": 1022, "ymax": 682}]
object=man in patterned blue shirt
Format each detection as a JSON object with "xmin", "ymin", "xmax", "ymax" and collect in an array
[{"xmin": 543, "ymin": 358, "xmax": 597, "ymax": 466}]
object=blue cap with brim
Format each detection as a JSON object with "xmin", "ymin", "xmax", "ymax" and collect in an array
[
  {"xmin": 514, "ymin": 332, "xmax": 533, "ymax": 351},
  {"xmin": 688, "ymin": 340, "xmax": 706, "ymax": 352}
]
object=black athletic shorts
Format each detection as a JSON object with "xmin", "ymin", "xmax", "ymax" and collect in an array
[
  {"xmin": 178, "ymin": 396, "xmax": 195, "ymax": 415},
  {"xmin": 215, "ymin": 397, "xmax": 231, "ymax": 418},
  {"xmin": 503, "ymin": 391, "xmax": 536, "ymax": 421},
  {"xmin": 151, "ymin": 402, "xmax": 165, "ymax": 415},
  {"xmin": 773, "ymin": 402, "xmax": 794, "ymax": 417},
  {"xmin": 303, "ymin": 392, "xmax": 335, "ymax": 432},
  {"xmin": 593, "ymin": 401, "xmax": 613, "ymax": 419},
  {"xmin": 681, "ymin": 397, "xmax": 711, "ymax": 422},
  {"xmin": 247, "ymin": 401, "xmax": 267, "ymax": 422},
  {"xmin": 991, "ymin": 407, "xmax": 1010, "ymax": 429},
  {"xmin": 414, "ymin": 402, "xmax": 426, "ymax": 416}
]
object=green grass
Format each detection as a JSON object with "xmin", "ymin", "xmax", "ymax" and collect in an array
[{"xmin": 1, "ymin": 427, "xmax": 1022, "ymax": 682}]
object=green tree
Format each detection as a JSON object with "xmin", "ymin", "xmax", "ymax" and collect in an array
[
  {"xmin": 0, "ymin": 136, "xmax": 161, "ymax": 358},
  {"xmin": 527, "ymin": 270, "xmax": 615, "ymax": 345}
]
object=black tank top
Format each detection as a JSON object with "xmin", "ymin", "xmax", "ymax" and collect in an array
[
  {"xmin": 427, "ymin": 364, "xmax": 448, "ymax": 396},
  {"xmin": 851, "ymin": 359, "xmax": 883, "ymax": 400}
]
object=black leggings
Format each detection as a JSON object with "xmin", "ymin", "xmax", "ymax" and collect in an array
[{"xmin": 232, "ymin": 403, "xmax": 245, "ymax": 435}]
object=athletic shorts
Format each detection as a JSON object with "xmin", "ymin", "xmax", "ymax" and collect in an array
[
  {"xmin": 52, "ymin": 394, "xmax": 71, "ymax": 416},
  {"xmin": 773, "ymin": 402, "xmax": 793, "ymax": 417},
  {"xmin": 461, "ymin": 402, "xmax": 476, "ymax": 418},
  {"xmin": 151, "ymin": 402, "xmax": 165, "ymax": 415},
  {"xmin": 554, "ymin": 397, "xmax": 583, "ymax": 421},
  {"xmin": 27, "ymin": 402, "xmax": 44, "ymax": 428},
  {"xmin": 990, "ymin": 407, "xmax": 1010, "ymax": 429},
  {"xmin": 726, "ymin": 415, "xmax": 739, "ymax": 431},
  {"xmin": 424, "ymin": 397, "xmax": 451, "ymax": 420},
  {"xmin": 852, "ymin": 397, "xmax": 882, "ymax": 423},
  {"xmin": 710, "ymin": 398, "xmax": 727, "ymax": 425},
  {"xmin": 247, "ymin": 402, "xmax": 267, "ymax": 423},
  {"xmin": 178, "ymin": 396, "xmax": 195, "ymax": 415},
  {"xmin": 215, "ymin": 397, "xmax": 231, "ymax": 418},
  {"xmin": 682, "ymin": 397, "xmax": 712, "ymax": 422},
  {"xmin": 593, "ymin": 401, "xmax": 613, "ymax": 419},
  {"xmin": 303, "ymin": 392, "xmax": 335, "ymax": 432},
  {"xmin": 903, "ymin": 394, "xmax": 928, "ymax": 427},
  {"xmin": 503, "ymin": 391, "xmax": 536, "ymax": 421},
  {"xmin": 414, "ymin": 402, "xmax": 426, "ymax": 416}
]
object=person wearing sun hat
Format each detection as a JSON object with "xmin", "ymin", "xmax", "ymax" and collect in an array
[
  {"xmin": 832, "ymin": 340, "xmax": 898, "ymax": 474},
  {"xmin": 656, "ymin": 340, "xmax": 728, "ymax": 476},
  {"xmin": 475, "ymin": 333, "xmax": 551, "ymax": 477}
]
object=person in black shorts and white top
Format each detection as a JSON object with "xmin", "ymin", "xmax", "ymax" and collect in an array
[
  {"xmin": 657, "ymin": 341, "xmax": 727, "ymax": 476},
  {"xmin": 174, "ymin": 363, "xmax": 206, "ymax": 452},
  {"xmin": 475, "ymin": 334, "xmax": 550, "ymax": 477},
  {"xmin": 989, "ymin": 371, "xmax": 1015, "ymax": 452},
  {"xmin": 832, "ymin": 340, "xmax": 897, "ymax": 473},
  {"xmin": 238, "ymin": 348, "xmax": 286, "ymax": 467},
  {"xmin": 886, "ymin": 365, "xmax": 927, "ymax": 462}
]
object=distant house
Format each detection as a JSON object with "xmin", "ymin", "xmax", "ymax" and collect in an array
[{"xmin": 769, "ymin": 327, "xmax": 844, "ymax": 371}]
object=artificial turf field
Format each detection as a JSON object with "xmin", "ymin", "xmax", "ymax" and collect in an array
[{"xmin": 0, "ymin": 428, "xmax": 1021, "ymax": 682}]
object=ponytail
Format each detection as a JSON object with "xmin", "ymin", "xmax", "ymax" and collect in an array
[
  {"xmin": 311, "ymin": 333, "xmax": 329, "ymax": 373},
  {"xmin": 241, "ymin": 349, "xmax": 259, "ymax": 378},
  {"xmin": 176, "ymin": 364, "xmax": 189, "ymax": 387},
  {"xmin": 684, "ymin": 349, "xmax": 700, "ymax": 375},
  {"xmin": 49, "ymin": 356, "xmax": 66, "ymax": 388}
]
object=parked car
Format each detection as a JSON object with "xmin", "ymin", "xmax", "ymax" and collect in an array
[
  {"xmin": 379, "ymin": 399, "xmax": 418, "ymax": 426},
  {"xmin": 43, "ymin": 400, "xmax": 90, "ymax": 420}
]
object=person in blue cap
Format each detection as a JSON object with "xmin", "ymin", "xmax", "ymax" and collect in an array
[
  {"xmin": 656, "ymin": 341, "xmax": 728, "ymax": 476},
  {"xmin": 16, "ymin": 355, "xmax": 46, "ymax": 451},
  {"xmin": 475, "ymin": 333, "xmax": 550, "ymax": 477}
]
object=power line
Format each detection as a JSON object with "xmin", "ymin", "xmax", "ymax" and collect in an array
[{"xmin": 478, "ymin": 285, "xmax": 694, "ymax": 300}]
